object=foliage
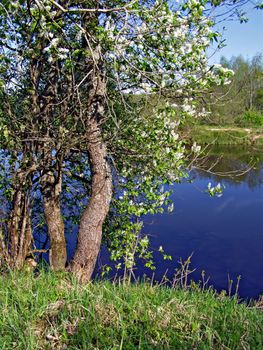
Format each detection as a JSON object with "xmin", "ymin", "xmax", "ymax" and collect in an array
[
  {"xmin": 104, "ymin": 103, "xmax": 186, "ymax": 273},
  {"xmin": 241, "ymin": 109, "xmax": 263, "ymax": 126},
  {"xmin": 0, "ymin": 0, "xmax": 260, "ymax": 274},
  {"xmin": 201, "ymin": 54, "xmax": 263, "ymax": 126}
]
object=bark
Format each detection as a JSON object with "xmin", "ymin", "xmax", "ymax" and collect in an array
[
  {"xmin": 70, "ymin": 118, "xmax": 112, "ymax": 283},
  {"xmin": 8, "ymin": 193, "xmax": 33, "ymax": 269},
  {"xmin": 16, "ymin": 193, "xmax": 32, "ymax": 269},
  {"xmin": 8, "ymin": 170, "xmax": 33, "ymax": 269},
  {"xmin": 42, "ymin": 169, "xmax": 67, "ymax": 271},
  {"xmin": 69, "ymin": 12, "xmax": 112, "ymax": 282},
  {"xmin": 9, "ymin": 189, "xmax": 23, "ymax": 264}
]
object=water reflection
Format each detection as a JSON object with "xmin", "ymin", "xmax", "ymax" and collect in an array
[
  {"xmin": 139, "ymin": 145, "xmax": 263, "ymax": 299},
  {"xmin": 193, "ymin": 145, "xmax": 263, "ymax": 189}
]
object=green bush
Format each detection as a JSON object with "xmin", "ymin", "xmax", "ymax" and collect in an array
[{"xmin": 241, "ymin": 110, "xmax": 263, "ymax": 126}]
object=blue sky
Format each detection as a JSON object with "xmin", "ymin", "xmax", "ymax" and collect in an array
[{"xmin": 210, "ymin": 6, "xmax": 263, "ymax": 63}]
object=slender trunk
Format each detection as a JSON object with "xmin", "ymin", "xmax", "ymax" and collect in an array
[
  {"xmin": 9, "ymin": 189, "xmax": 23, "ymax": 264},
  {"xmin": 8, "ymin": 170, "xmax": 33, "ymax": 269},
  {"xmin": 0, "ymin": 228, "xmax": 9, "ymax": 267},
  {"xmin": 250, "ymin": 78, "xmax": 253, "ymax": 110},
  {"xmin": 8, "ymin": 192, "xmax": 33, "ymax": 269},
  {"xmin": 70, "ymin": 119, "xmax": 112, "ymax": 283},
  {"xmin": 15, "ymin": 192, "xmax": 32, "ymax": 269},
  {"xmin": 42, "ymin": 170, "xmax": 67, "ymax": 271}
]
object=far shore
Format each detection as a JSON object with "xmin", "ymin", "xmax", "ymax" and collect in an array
[{"xmin": 190, "ymin": 125, "xmax": 263, "ymax": 145}]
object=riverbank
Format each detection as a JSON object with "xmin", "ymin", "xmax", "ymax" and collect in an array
[
  {"xmin": 0, "ymin": 271, "xmax": 262, "ymax": 349},
  {"xmin": 190, "ymin": 125, "xmax": 263, "ymax": 146}
]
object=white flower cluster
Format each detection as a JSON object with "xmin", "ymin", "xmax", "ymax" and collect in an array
[
  {"xmin": 182, "ymin": 103, "xmax": 196, "ymax": 116},
  {"xmin": 43, "ymin": 38, "xmax": 69, "ymax": 62},
  {"xmin": 191, "ymin": 142, "xmax": 201, "ymax": 153},
  {"xmin": 43, "ymin": 38, "xmax": 60, "ymax": 52},
  {"xmin": 206, "ymin": 64, "xmax": 235, "ymax": 86},
  {"xmin": 102, "ymin": 0, "xmax": 223, "ymax": 99}
]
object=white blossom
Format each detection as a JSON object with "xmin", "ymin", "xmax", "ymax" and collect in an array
[{"xmin": 191, "ymin": 142, "xmax": 201, "ymax": 153}]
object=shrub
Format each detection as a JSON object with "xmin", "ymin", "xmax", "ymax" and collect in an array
[{"xmin": 241, "ymin": 109, "xmax": 263, "ymax": 126}]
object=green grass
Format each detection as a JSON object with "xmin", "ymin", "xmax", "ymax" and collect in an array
[
  {"xmin": 190, "ymin": 126, "xmax": 254, "ymax": 145},
  {"xmin": 0, "ymin": 271, "xmax": 262, "ymax": 349},
  {"xmin": 190, "ymin": 125, "xmax": 263, "ymax": 146}
]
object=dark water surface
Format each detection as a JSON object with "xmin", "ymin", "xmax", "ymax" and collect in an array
[{"xmin": 140, "ymin": 146, "xmax": 263, "ymax": 299}]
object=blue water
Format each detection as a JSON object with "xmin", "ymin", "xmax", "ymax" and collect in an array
[
  {"xmin": 66, "ymin": 146, "xmax": 263, "ymax": 298},
  {"xmin": 142, "ymin": 171, "xmax": 263, "ymax": 299}
]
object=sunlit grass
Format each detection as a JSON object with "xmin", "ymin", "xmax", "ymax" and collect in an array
[
  {"xmin": 0, "ymin": 270, "xmax": 262, "ymax": 349},
  {"xmin": 191, "ymin": 125, "xmax": 263, "ymax": 146}
]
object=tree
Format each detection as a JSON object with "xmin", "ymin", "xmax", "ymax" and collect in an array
[
  {"xmin": 202, "ymin": 54, "xmax": 263, "ymax": 125},
  {"xmin": 0, "ymin": 0, "xmax": 258, "ymax": 281}
]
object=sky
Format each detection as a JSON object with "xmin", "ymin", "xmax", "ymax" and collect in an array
[{"xmin": 210, "ymin": 6, "xmax": 263, "ymax": 63}]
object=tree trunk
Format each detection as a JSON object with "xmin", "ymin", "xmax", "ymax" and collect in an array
[
  {"xmin": 16, "ymin": 193, "xmax": 32, "ymax": 269},
  {"xmin": 42, "ymin": 169, "xmax": 67, "ymax": 271},
  {"xmin": 9, "ymin": 188, "xmax": 23, "ymax": 265},
  {"xmin": 8, "ymin": 170, "xmax": 33, "ymax": 269},
  {"xmin": 70, "ymin": 118, "xmax": 112, "ymax": 283}
]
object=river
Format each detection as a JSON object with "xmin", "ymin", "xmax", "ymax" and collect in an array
[
  {"xmin": 139, "ymin": 145, "xmax": 263, "ymax": 299},
  {"xmin": 61, "ymin": 145, "xmax": 263, "ymax": 298},
  {"xmin": 89, "ymin": 145, "xmax": 263, "ymax": 299}
]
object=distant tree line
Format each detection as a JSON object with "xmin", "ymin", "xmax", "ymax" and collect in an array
[{"xmin": 201, "ymin": 54, "xmax": 263, "ymax": 126}]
